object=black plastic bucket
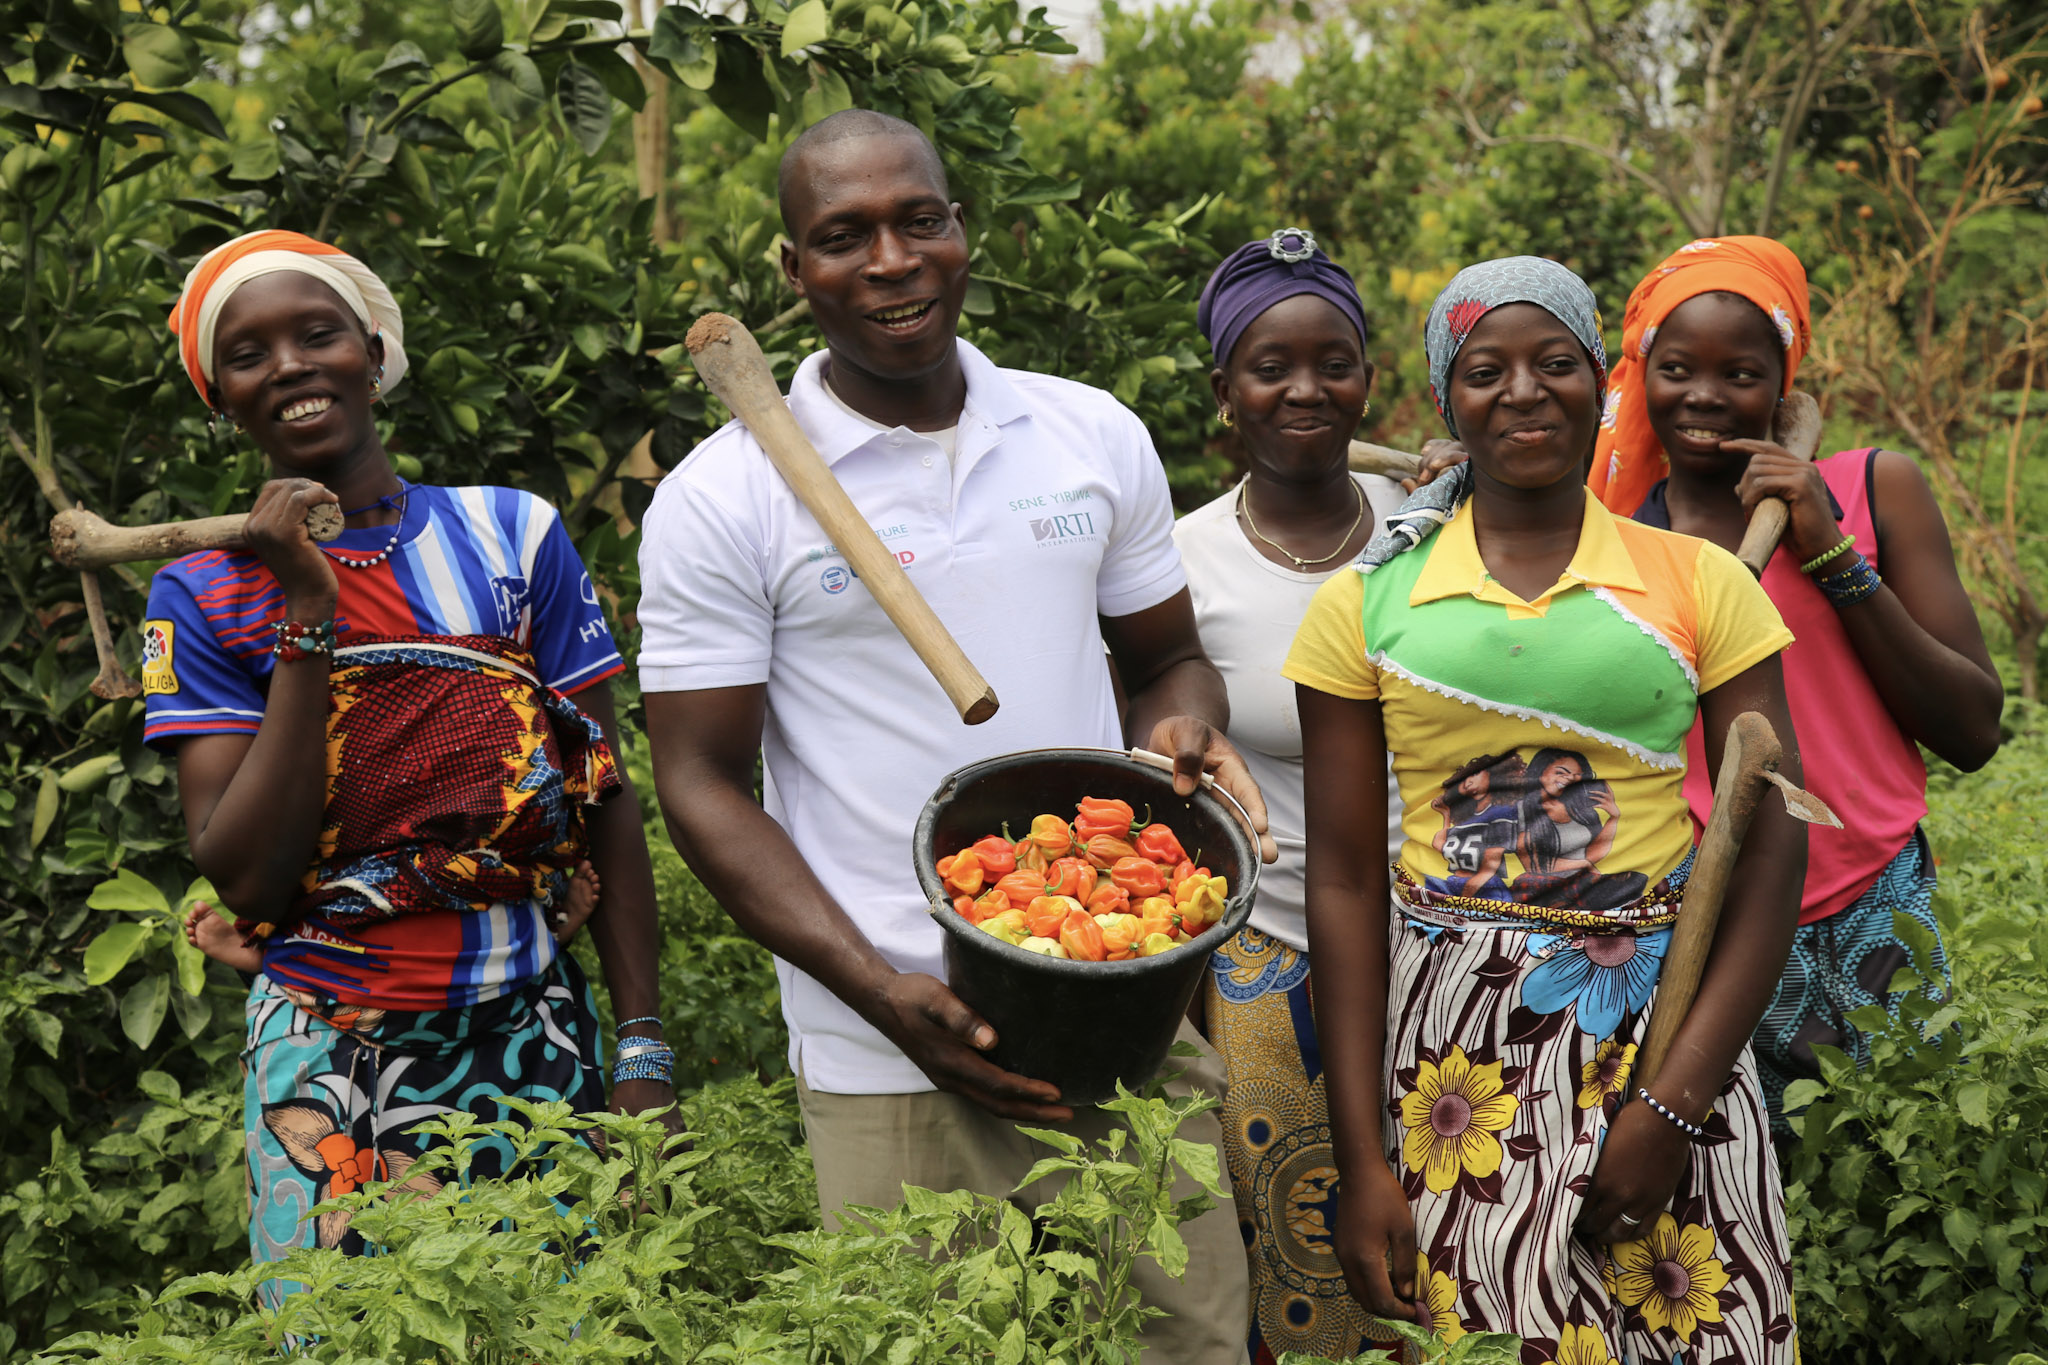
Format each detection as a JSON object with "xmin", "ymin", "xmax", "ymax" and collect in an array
[{"xmin": 912, "ymin": 747, "xmax": 1260, "ymax": 1106}]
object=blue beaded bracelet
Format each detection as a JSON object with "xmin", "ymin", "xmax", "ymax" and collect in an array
[
  {"xmin": 1814, "ymin": 551, "xmax": 1882, "ymax": 607},
  {"xmin": 613, "ymin": 1043, "xmax": 674, "ymax": 1087},
  {"xmin": 615, "ymin": 1015, "xmax": 664, "ymax": 1034},
  {"xmin": 1637, "ymin": 1087, "xmax": 1703, "ymax": 1139}
]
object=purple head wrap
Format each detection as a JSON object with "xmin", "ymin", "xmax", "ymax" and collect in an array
[{"xmin": 1196, "ymin": 228, "xmax": 1369, "ymax": 368}]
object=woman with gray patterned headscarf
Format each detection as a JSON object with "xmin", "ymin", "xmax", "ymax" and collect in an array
[{"xmin": 1281, "ymin": 258, "xmax": 1808, "ymax": 1360}]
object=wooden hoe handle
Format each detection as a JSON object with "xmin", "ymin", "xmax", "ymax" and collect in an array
[
  {"xmin": 684, "ymin": 313, "xmax": 999, "ymax": 726},
  {"xmin": 1635, "ymin": 711, "xmax": 1782, "ymax": 1092},
  {"xmin": 1734, "ymin": 391, "xmax": 1825, "ymax": 577},
  {"xmin": 52, "ymin": 503, "xmax": 342, "ymax": 571},
  {"xmin": 1348, "ymin": 440, "xmax": 1423, "ymax": 480}
]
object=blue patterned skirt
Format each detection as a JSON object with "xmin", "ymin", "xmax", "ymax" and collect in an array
[
  {"xmin": 241, "ymin": 954, "xmax": 604, "ymax": 1304},
  {"xmin": 1752, "ymin": 828, "xmax": 1946, "ymax": 1140},
  {"xmin": 1206, "ymin": 928, "xmax": 1393, "ymax": 1364}
]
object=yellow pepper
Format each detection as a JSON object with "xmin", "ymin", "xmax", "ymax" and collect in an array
[
  {"xmin": 1138, "ymin": 932, "xmax": 1179, "ymax": 957},
  {"xmin": 1174, "ymin": 873, "xmax": 1227, "ymax": 934},
  {"xmin": 1017, "ymin": 935, "xmax": 1068, "ymax": 958},
  {"xmin": 977, "ymin": 909, "xmax": 1029, "ymax": 945}
]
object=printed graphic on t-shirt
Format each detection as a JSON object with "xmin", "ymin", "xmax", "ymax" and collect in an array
[
  {"xmin": 140, "ymin": 619, "xmax": 178, "ymax": 695},
  {"xmin": 1423, "ymin": 747, "xmax": 1648, "ymax": 914}
]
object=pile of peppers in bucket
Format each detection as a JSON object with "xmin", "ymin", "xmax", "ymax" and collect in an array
[{"xmin": 936, "ymin": 796, "xmax": 1230, "ymax": 961}]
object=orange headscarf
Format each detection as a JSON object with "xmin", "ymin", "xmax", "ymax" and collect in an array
[
  {"xmin": 167, "ymin": 229, "xmax": 407, "ymax": 406},
  {"xmin": 1588, "ymin": 236, "xmax": 1811, "ymax": 514}
]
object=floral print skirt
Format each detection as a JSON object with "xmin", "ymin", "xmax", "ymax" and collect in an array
[{"xmin": 1385, "ymin": 898, "xmax": 1797, "ymax": 1363}]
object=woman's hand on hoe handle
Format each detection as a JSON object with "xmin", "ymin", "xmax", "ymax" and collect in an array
[
  {"xmin": 244, "ymin": 477, "xmax": 341, "ymax": 616},
  {"xmin": 1402, "ymin": 440, "xmax": 1470, "ymax": 494},
  {"xmin": 1726, "ymin": 439, "xmax": 1842, "ymax": 566}
]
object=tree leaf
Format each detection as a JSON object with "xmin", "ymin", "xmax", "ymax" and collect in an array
[
  {"xmin": 120, "ymin": 973, "xmax": 171, "ymax": 1050},
  {"xmin": 452, "ymin": 0, "xmax": 506, "ymax": 60},
  {"xmin": 781, "ymin": 0, "xmax": 832, "ymax": 57},
  {"xmin": 122, "ymin": 23, "xmax": 198, "ymax": 88},
  {"xmin": 1941, "ymin": 1204, "xmax": 1982, "ymax": 1257},
  {"xmin": 374, "ymin": 40, "xmax": 433, "ymax": 82},
  {"xmin": 487, "ymin": 51, "xmax": 545, "ymax": 120},
  {"xmin": 89, "ymin": 869, "xmax": 171, "ymax": 916},
  {"xmin": 1955, "ymin": 1079, "xmax": 1994, "ymax": 1128},
  {"xmin": 118, "ymin": 89, "xmax": 228, "ymax": 140},
  {"xmin": 30, "ymin": 769, "xmax": 58, "ymax": 851},
  {"xmin": 555, "ymin": 60, "xmax": 613, "ymax": 155},
  {"xmin": 226, "ymin": 139, "xmax": 279, "ymax": 181},
  {"xmin": 648, "ymin": 10, "xmax": 719, "ymax": 90},
  {"xmin": 83, "ymin": 923, "xmax": 155, "ymax": 985},
  {"xmin": 706, "ymin": 37, "xmax": 774, "ymax": 140}
]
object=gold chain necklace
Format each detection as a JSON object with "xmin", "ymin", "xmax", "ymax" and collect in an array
[{"xmin": 1237, "ymin": 478, "xmax": 1367, "ymax": 570}]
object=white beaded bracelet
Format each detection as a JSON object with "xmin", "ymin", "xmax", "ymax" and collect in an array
[{"xmin": 1637, "ymin": 1087, "xmax": 1704, "ymax": 1139}]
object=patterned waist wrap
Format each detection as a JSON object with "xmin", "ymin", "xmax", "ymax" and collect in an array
[
  {"xmin": 240, "ymin": 634, "xmax": 620, "ymax": 941},
  {"xmin": 1393, "ymin": 847, "xmax": 1693, "ymax": 936}
]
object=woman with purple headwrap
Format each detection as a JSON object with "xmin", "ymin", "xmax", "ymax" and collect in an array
[
  {"xmin": 1284, "ymin": 257, "xmax": 1804, "ymax": 1359},
  {"xmin": 1175, "ymin": 228, "xmax": 1408, "ymax": 1363}
]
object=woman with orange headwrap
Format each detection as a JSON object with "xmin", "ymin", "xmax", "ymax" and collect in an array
[
  {"xmin": 147, "ymin": 230, "xmax": 671, "ymax": 1295},
  {"xmin": 1594, "ymin": 235, "xmax": 2003, "ymax": 1141}
]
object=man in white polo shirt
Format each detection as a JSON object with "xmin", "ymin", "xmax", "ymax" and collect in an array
[{"xmin": 637, "ymin": 110, "xmax": 1266, "ymax": 1362}]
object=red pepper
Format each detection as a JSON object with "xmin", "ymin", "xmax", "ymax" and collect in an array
[
  {"xmin": 1060, "ymin": 909, "xmax": 1107, "ymax": 962},
  {"xmin": 1045, "ymin": 856, "xmax": 1093, "ymax": 901},
  {"xmin": 971, "ymin": 835, "xmax": 1018, "ymax": 879},
  {"xmin": 1084, "ymin": 880, "xmax": 1130, "ymax": 916},
  {"xmin": 937, "ymin": 848, "xmax": 985, "ymax": 897},
  {"xmin": 1133, "ymin": 822, "xmax": 1187, "ymax": 867},
  {"xmin": 1073, "ymin": 795, "xmax": 1136, "ymax": 842},
  {"xmin": 996, "ymin": 870, "xmax": 1052, "ymax": 907},
  {"xmin": 1108, "ymin": 856, "xmax": 1165, "ymax": 900},
  {"xmin": 1082, "ymin": 833, "xmax": 1139, "ymax": 870}
]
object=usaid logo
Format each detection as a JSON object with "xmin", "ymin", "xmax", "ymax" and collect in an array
[{"xmin": 1030, "ymin": 511, "xmax": 1098, "ymax": 544}]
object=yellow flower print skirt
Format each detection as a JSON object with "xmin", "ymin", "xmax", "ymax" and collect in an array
[{"xmin": 1383, "ymin": 905, "xmax": 1798, "ymax": 1362}]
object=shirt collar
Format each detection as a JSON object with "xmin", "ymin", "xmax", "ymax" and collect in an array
[
  {"xmin": 786, "ymin": 336, "xmax": 1029, "ymax": 465},
  {"xmin": 1409, "ymin": 486, "xmax": 1645, "ymax": 611}
]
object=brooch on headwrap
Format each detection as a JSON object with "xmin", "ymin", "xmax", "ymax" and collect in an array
[{"xmin": 1267, "ymin": 227, "xmax": 1316, "ymax": 263}]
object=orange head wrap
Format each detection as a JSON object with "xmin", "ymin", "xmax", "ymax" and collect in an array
[
  {"xmin": 167, "ymin": 229, "xmax": 407, "ymax": 407},
  {"xmin": 1588, "ymin": 235, "xmax": 1811, "ymax": 514}
]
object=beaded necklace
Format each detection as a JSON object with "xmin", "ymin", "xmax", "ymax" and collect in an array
[{"xmin": 322, "ymin": 480, "xmax": 411, "ymax": 571}]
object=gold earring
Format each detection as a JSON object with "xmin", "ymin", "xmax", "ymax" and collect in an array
[
  {"xmin": 1218, "ymin": 407, "xmax": 1234, "ymax": 428},
  {"xmin": 1362, "ymin": 400, "xmax": 1372, "ymax": 416}
]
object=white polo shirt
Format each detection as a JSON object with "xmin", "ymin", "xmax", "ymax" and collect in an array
[{"xmin": 637, "ymin": 338, "xmax": 1186, "ymax": 1094}]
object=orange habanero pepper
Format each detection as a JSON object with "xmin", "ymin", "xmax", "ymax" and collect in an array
[
  {"xmin": 1133, "ymin": 822, "xmax": 1188, "ymax": 867},
  {"xmin": 996, "ymin": 870, "xmax": 1052, "ymax": 907},
  {"xmin": 1025, "ymin": 813, "xmax": 1075, "ymax": 860},
  {"xmin": 1025, "ymin": 895, "xmax": 1080, "ymax": 939},
  {"xmin": 938, "ymin": 848, "xmax": 985, "ymax": 897},
  {"xmin": 1073, "ymin": 795, "xmax": 1136, "ymax": 842},
  {"xmin": 1045, "ymin": 856, "xmax": 1093, "ymax": 901},
  {"xmin": 972, "ymin": 835, "xmax": 1017, "ymax": 879},
  {"xmin": 1082, "ymin": 833, "xmax": 1139, "ymax": 870},
  {"xmin": 1109, "ymin": 856, "xmax": 1165, "ymax": 900},
  {"xmin": 1059, "ymin": 909, "xmax": 1108, "ymax": 962}
]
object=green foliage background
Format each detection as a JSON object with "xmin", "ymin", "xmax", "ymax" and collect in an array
[{"xmin": 1, "ymin": 0, "xmax": 2045, "ymax": 1360}]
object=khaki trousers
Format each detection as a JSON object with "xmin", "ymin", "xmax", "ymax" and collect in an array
[{"xmin": 797, "ymin": 1021, "xmax": 1252, "ymax": 1365}]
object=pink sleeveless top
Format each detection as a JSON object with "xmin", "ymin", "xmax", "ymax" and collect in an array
[{"xmin": 1681, "ymin": 449, "xmax": 1927, "ymax": 924}]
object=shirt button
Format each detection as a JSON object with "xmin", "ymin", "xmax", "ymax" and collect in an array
[{"xmin": 921, "ymin": 456, "xmax": 933, "ymax": 467}]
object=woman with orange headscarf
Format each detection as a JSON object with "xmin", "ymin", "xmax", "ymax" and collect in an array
[
  {"xmin": 147, "ymin": 230, "xmax": 671, "ymax": 1295},
  {"xmin": 1594, "ymin": 235, "xmax": 2003, "ymax": 1141}
]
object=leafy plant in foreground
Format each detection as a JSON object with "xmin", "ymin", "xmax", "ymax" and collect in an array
[{"xmin": 35, "ymin": 1088, "xmax": 1227, "ymax": 1363}]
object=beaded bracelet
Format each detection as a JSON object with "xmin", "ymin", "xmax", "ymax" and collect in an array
[
  {"xmin": 1637, "ymin": 1087, "xmax": 1704, "ymax": 1139},
  {"xmin": 1815, "ymin": 551, "xmax": 1882, "ymax": 607},
  {"xmin": 613, "ymin": 1042, "xmax": 674, "ymax": 1086},
  {"xmin": 615, "ymin": 1015, "xmax": 664, "ymax": 1034},
  {"xmin": 271, "ymin": 618, "xmax": 337, "ymax": 662},
  {"xmin": 1799, "ymin": 535, "xmax": 1857, "ymax": 575}
]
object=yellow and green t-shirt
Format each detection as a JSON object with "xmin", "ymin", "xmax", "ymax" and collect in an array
[{"xmin": 1283, "ymin": 489, "xmax": 1791, "ymax": 917}]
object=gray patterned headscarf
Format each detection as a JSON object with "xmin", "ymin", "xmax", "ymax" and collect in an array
[{"xmin": 1356, "ymin": 256, "xmax": 1608, "ymax": 574}]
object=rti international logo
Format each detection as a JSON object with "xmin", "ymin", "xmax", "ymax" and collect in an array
[{"xmin": 1029, "ymin": 510, "xmax": 1098, "ymax": 545}]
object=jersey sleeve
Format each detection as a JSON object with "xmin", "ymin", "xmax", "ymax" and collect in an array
[
  {"xmin": 524, "ymin": 501, "xmax": 624, "ymax": 696},
  {"xmin": 1283, "ymin": 570, "xmax": 1380, "ymax": 700},
  {"xmin": 1692, "ymin": 540, "xmax": 1795, "ymax": 693},
  {"xmin": 140, "ymin": 566, "xmax": 267, "ymax": 751},
  {"xmin": 636, "ymin": 465, "xmax": 776, "ymax": 693},
  {"xmin": 1095, "ymin": 405, "xmax": 1188, "ymax": 618}
]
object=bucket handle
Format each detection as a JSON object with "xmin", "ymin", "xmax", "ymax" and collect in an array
[{"xmin": 1127, "ymin": 746, "xmax": 1262, "ymax": 856}]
